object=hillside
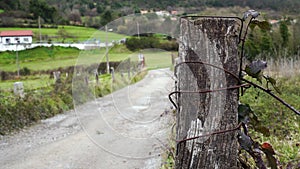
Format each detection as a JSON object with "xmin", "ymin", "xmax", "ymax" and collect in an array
[{"xmin": 1, "ymin": 0, "xmax": 300, "ymax": 28}]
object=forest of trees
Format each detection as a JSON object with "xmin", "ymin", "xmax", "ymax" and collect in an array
[
  {"xmin": 244, "ymin": 18, "xmax": 300, "ymax": 60},
  {"xmin": 1, "ymin": 0, "xmax": 300, "ymax": 27},
  {"xmin": 1, "ymin": 0, "xmax": 300, "ymax": 59}
]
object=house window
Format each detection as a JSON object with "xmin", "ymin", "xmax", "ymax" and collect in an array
[
  {"xmin": 5, "ymin": 38, "xmax": 10, "ymax": 44},
  {"xmin": 24, "ymin": 38, "xmax": 29, "ymax": 42},
  {"xmin": 15, "ymin": 38, "xmax": 20, "ymax": 43}
]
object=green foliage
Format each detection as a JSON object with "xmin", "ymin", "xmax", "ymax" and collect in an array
[
  {"xmin": 250, "ymin": 20, "xmax": 271, "ymax": 31},
  {"xmin": 238, "ymin": 12, "xmax": 300, "ymax": 168},
  {"xmin": 100, "ymin": 10, "xmax": 113, "ymax": 26},
  {"xmin": 125, "ymin": 35, "xmax": 178, "ymax": 51},
  {"xmin": 19, "ymin": 67, "xmax": 31, "ymax": 76},
  {"xmin": 0, "ymin": 56, "xmax": 148, "ymax": 135},
  {"xmin": 244, "ymin": 25, "xmax": 274, "ymax": 61},
  {"xmin": 240, "ymin": 76, "xmax": 300, "ymax": 164},
  {"xmin": 29, "ymin": 0, "xmax": 57, "ymax": 23},
  {"xmin": 3, "ymin": 0, "xmax": 300, "ymax": 15},
  {"xmin": 0, "ymin": 46, "xmax": 80, "ymax": 65},
  {"xmin": 125, "ymin": 36, "xmax": 159, "ymax": 51},
  {"xmin": 279, "ymin": 20, "xmax": 290, "ymax": 48},
  {"xmin": 244, "ymin": 31, "xmax": 260, "ymax": 60},
  {"xmin": 0, "ymin": 77, "xmax": 73, "ymax": 135},
  {"xmin": 2, "ymin": 0, "xmax": 300, "ymax": 30}
]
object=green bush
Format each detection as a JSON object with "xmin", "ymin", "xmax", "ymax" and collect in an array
[
  {"xmin": 125, "ymin": 36, "xmax": 159, "ymax": 51},
  {"xmin": 20, "ymin": 67, "xmax": 31, "ymax": 76},
  {"xmin": 125, "ymin": 35, "xmax": 178, "ymax": 51},
  {"xmin": 0, "ymin": 76, "xmax": 73, "ymax": 135}
]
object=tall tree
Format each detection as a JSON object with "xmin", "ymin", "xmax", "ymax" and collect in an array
[
  {"xmin": 100, "ymin": 10, "xmax": 113, "ymax": 26},
  {"xmin": 279, "ymin": 20, "xmax": 290, "ymax": 48},
  {"xmin": 29, "ymin": 0, "xmax": 57, "ymax": 23}
]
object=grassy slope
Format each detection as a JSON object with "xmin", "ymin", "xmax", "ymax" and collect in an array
[
  {"xmin": 161, "ymin": 75, "xmax": 300, "ymax": 169},
  {"xmin": 240, "ymin": 75, "xmax": 300, "ymax": 164},
  {"xmin": 0, "ymin": 26, "xmax": 126, "ymax": 42},
  {"xmin": 0, "ymin": 45, "xmax": 174, "ymax": 90},
  {"xmin": 0, "ymin": 46, "xmax": 129, "ymax": 71},
  {"xmin": 0, "ymin": 45, "xmax": 174, "ymax": 71}
]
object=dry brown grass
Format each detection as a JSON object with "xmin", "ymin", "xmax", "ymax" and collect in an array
[{"xmin": 265, "ymin": 57, "xmax": 300, "ymax": 77}]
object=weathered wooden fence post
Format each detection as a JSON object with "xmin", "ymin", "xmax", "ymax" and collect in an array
[{"xmin": 175, "ymin": 16, "xmax": 241, "ymax": 169}]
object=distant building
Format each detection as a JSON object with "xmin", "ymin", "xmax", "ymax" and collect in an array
[
  {"xmin": 269, "ymin": 20, "xmax": 279, "ymax": 25},
  {"xmin": 140, "ymin": 10, "xmax": 149, "ymax": 15},
  {"xmin": 0, "ymin": 30, "xmax": 33, "ymax": 44},
  {"xmin": 155, "ymin": 10, "xmax": 170, "ymax": 17},
  {"xmin": 171, "ymin": 10, "xmax": 178, "ymax": 15}
]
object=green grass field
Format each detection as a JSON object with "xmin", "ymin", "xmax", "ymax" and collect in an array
[
  {"xmin": 0, "ymin": 26, "xmax": 126, "ymax": 42},
  {"xmin": 0, "ymin": 45, "xmax": 174, "ymax": 71},
  {"xmin": 239, "ymin": 75, "xmax": 300, "ymax": 165},
  {"xmin": 136, "ymin": 49, "xmax": 173, "ymax": 70},
  {"xmin": 0, "ymin": 45, "xmax": 174, "ymax": 90},
  {"xmin": 0, "ymin": 75, "xmax": 52, "ymax": 91},
  {"xmin": 0, "ymin": 46, "xmax": 128, "ymax": 71}
]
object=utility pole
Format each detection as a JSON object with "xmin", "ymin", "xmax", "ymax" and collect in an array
[
  {"xmin": 38, "ymin": 16, "xmax": 42, "ymax": 43},
  {"xmin": 137, "ymin": 21, "xmax": 140, "ymax": 39},
  {"xmin": 16, "ymin": 42, "xmax": 20, "ymax": 77},
  {"xmin": 105, "ymin": 25, "xmax": 110, "ymax": 74}
]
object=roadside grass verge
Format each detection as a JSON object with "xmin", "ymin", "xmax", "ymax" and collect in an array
[
  {"xmin": 160, "ymin": 74, "xmax": 300, "ymax": 168},
  {"xmin": 240, "ymin": 75, "xmax": 300, "ymax": 165},
  {"xmin": 0, "ymin": 68, "xmax": 148, "ymax": 135},
  {"xmin": 0, "ymin": 44, "xmax": 175, "ymax": 135}
]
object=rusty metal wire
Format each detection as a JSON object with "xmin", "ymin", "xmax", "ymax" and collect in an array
[
  {"xmin": 174, "ymin": 61, "xmax": 240, "ymax": 81},
  {"xmin": 177, "ymin": 122, "xmax": 243, "ymax": 144},
  {"xmin": 170, "ymin": 61, "xmax": 244, "ymax": 109},
  {"xmin": 169, "ymin": 83, "xmax": 249, "ymax": 109},
  {"xmin": 170, "ymin": 61, "xmax": 246, "ymax": 144}
]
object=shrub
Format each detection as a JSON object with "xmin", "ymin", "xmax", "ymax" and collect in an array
[
  {"xmin": 20, "ymin": 67, "xmax": 31, "ymax": 76},
  {"xmin": 125, "ymin": 36, "xmax": 178, "ymax": 51}
]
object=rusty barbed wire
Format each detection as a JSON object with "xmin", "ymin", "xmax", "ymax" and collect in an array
[
  {"xmin": 170, "ymin": 61, "xmax": 246, "ymax": 144},
  {"xmin": 177, "ymin": 122, "xmax": 243, "ymax": 144},
  {"xmin": 174, "ymin": 61, "xmax": 241, "ymax": 81},
  {"xmin": 170, "ymin": 61, "xmax": 244, "ymax": 109},
  {"xmin": 169, "ymin": 83, "xmax": 250, "ymax": 109}
]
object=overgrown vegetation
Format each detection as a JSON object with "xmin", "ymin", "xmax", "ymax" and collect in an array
[
  {"xmin": 0, "ymin": 39, "xmax": 175, "ymax": 135},
  {"xmin": 0, "ymin": 75, "xmax": 73, "ymax": 135},
  {"xmin": 162, "ymin": 73, "xmax": 300, "ymax": 168},
  {"xmin": 237, "ymin": 12, "xmax": 300, "ymax": 168},
  {"xmin": 244, "ymin": 17, "xmax": 300, "ymax": 61},
  {"xmin": 239, "ymin": 76, "xmax": 300, "ymax": 166},
  {"xmin": 125, "ymin": 34, "xmax": 178, "ymax": 51},
  {"xmin": 163, "ymin": 11, "xmax": 300, "ymax": 169},
  {"xmin": 0, "ymin": 64, "xmax": 147, "ymax": 135}
]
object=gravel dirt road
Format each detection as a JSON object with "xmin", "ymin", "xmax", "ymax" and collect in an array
[{"xmin": 0, "ymin": 68, "xmax": 175, "ymax": 169}]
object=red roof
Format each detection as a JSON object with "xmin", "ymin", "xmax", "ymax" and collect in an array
[{"xmin": 0, "ymin": 30, "xmax": 33, "ymax": 37}]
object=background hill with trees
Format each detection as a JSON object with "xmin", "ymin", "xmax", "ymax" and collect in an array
[{"xmin": 1, "ymin": 0, "xmax": 300, "ymax": 27}]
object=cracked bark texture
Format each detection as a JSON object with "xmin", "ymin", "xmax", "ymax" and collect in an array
[{"xmin": 175, "ymin": 17, "xmax": 241, "ymax": 169}]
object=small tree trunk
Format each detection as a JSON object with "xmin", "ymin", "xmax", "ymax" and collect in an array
[{"xmin": 175, "ymin": 17, "xmax": 240, "ymax": 169}]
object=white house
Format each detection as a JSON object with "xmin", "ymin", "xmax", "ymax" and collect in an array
[
  {"xmin": 155, "ymin": 10, "xmax": 170, "ymax": 17},
  {"xmin": 0, "ymin": 30, "xmax": 33, "ymax": 45}
]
